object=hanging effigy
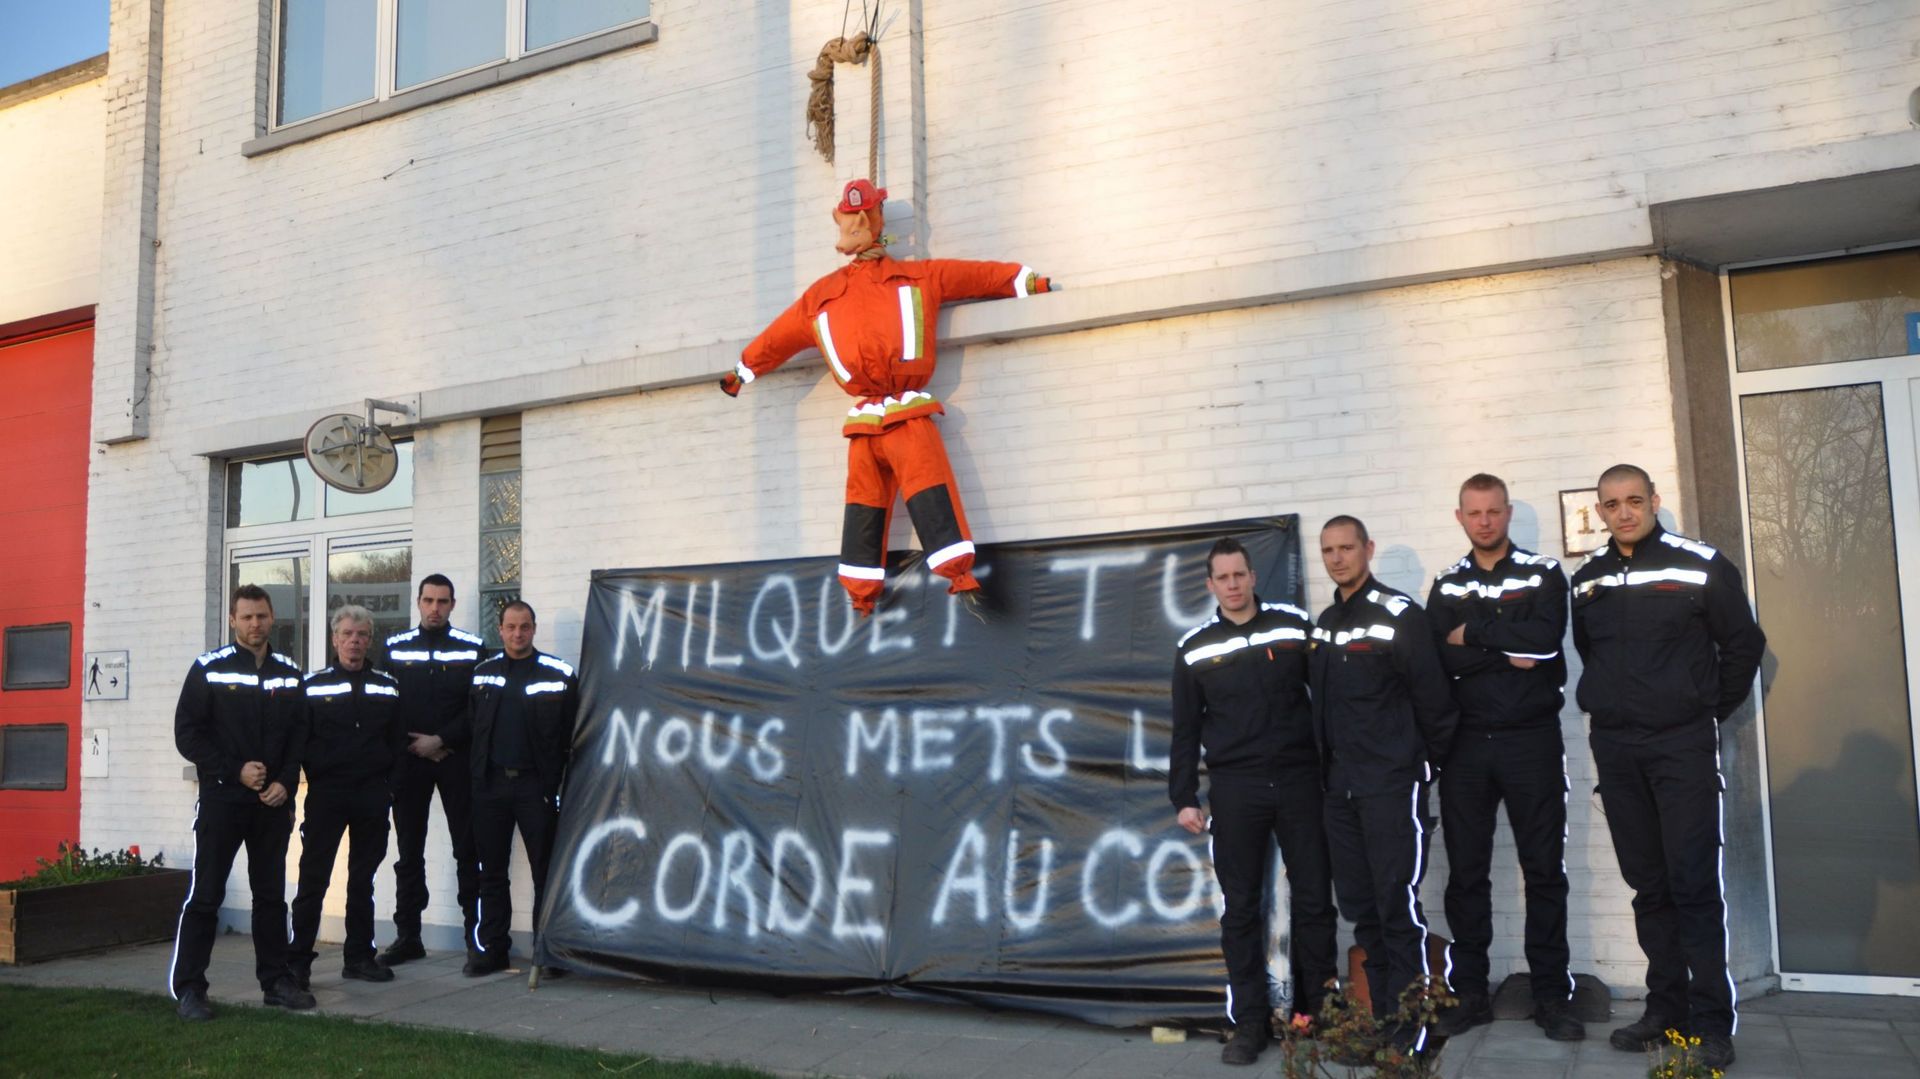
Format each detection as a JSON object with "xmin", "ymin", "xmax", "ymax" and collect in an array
[{"xmin": 722, "ymin": 180, "xmax": 1053, "ymax": 614}]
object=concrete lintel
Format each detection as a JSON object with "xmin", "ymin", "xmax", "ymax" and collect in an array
[
  {"xmin": 191, "ymin": 208, "xmax": 1652, "ymax": 457},
  {"xmin": 1646, "ymin": 129, "xmax": 1920, "ymax": 208}
]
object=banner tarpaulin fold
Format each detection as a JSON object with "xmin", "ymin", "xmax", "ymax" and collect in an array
[{"xmin": 542, "ymin": 515, "xmax": 1303, "ymax": 1026}]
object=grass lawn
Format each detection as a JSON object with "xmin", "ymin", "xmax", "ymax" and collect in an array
[{"xmin": 0, "ymin": 985, "xmax": 777, "ymax": 1078}]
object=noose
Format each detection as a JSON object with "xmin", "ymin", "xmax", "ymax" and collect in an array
[{"xmin": 805, "ymin": 32, "xmax": 881, "ymax": 181}]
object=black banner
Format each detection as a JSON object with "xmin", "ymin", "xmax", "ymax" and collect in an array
[{"xmin": 543, "ymin": 516, "xmax": 1303, "ymax": 1026}]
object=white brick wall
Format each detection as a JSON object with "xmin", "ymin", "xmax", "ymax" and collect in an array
[{"xmin": 0, "ymin": 75, "xmax": 104, "ymax": 323}]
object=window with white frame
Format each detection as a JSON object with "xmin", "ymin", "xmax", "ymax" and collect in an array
[
  {"xmin": 273, "ymin": 0, "xmax": 652, "ymax": 127},
  {"xmin": 222, "ymin": 447, "xmax": 414, "ymax": 670}
]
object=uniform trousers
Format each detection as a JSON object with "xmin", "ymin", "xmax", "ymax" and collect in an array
[
  {"xmin": 168, "ymin": 797, "xmax": 294, "ymax": 996},
  {"xmin": 390, "ymin": 751, "xmax": 477, "ymax": 941},
  {"xmin": 839, "ymin": 416, "xmax": 977, "ymax": 612},
  {"xmin": 289, "ymin": 783, "xmax": 391, "ymax": 968},
  {"xmin": 1440, "ymin": 726, "xmax": 1572, "ymax": 1003},
  {"xmin": 1324, "ymin": 778, "xmax": 1435, "ymax": 1020},
  {"xmin": 1207, "ymin": 770, "xmax": 1339, "ymax": 1024},
  {"xmin": 471, "ymin": 766, "xmax": 559, "ymax": 957},
  {"xmin": 1591, "ymin": 725, "xmax": 1735, "ymax": 1036}
]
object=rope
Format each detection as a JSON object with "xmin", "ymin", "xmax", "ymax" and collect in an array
[
  {"xmin": 805, "ymin": 32, "xmax": 872, "ymax": 166},
  {"xmin": 867, "ymin": 42, "xmax": 881, "ymax": 182}
]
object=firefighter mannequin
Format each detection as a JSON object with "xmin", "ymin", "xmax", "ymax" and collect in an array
[{"xmin": 723, "ymin": 180, "xmax": 1053, "ymax": 614}]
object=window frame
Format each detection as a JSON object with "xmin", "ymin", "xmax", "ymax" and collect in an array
[
  {"xmin": 267, "ymin": 0, "xmax": 653, "ymax": 133},
  {"xmin": 2, "ymin": 623, "xmax": 73, "ymax": 691},
  {"xmin": 0, "ymin": 723, "xmax": 69, "ymax": 791}
]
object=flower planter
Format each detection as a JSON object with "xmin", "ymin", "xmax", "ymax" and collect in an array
[{"xmin": 0, "ymin": 869, "xmax": 192, "ymax": 965}]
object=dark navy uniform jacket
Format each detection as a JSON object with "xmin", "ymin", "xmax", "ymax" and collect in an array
[
  {"xmin": 1426, "ymin": 547, "xmax": 1569, "ymax": 733},
  {"xmin": 174, "ymin": 643, "xmax": 305, "ymax": 804},
  {"xmin": 1168, "ymin": 597, "xmax": 1319, "ymax": 811},
  {"xmin": 1310, "ymin": 577, "xmax": 1458, "ymax": 796},
  {"xmin": 1571, "ymin": 526, "xmax": 1766, "ymax": 733}
]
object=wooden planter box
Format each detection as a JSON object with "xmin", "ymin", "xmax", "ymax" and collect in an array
[{"xmin": 0, "ymin": 869, "xmax": 192, "ymax": 965}]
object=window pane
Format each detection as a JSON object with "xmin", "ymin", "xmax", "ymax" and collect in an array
[
  {"xmin": 481, "ymin": 471, "xmax": 521, "ymax": 528},
  {"xmin": 3, "ymin": 625, "xmax": 71, "ymax": 690},
  {"xmin": 1741, "ymin": 384, "xmax": 1920, "ymax": 976},
  {"xmin": 326, "ymin": 442, "xmax": 414, "ymax": 517},
  {"xmin": 1730, "ymin": 249, "xmax": 1920, "ymax": 372},
  {"xmin": 525, "ymin": 0, "xmax": 647, "ymax": 49},
  {"xmin": 396, "ymin": 0, "xmax": 505, "ymax": 89},
  {"xmin": 227, "ymin": 456, "xmax": 318, "ymax": 527},
  {"xmin": 233, "ymin": 555, "xmax": 311, "ymax": 665},
  {"xmin": 326, "ymin": 544, "xmax": 413, "ymax": 665},
  {"xmin": 0, "ymin": 726, "xmax": 67, "ymax": 789},
  {"xmin": 277, "ymin": 0, "xmax": 377, "ymax": 125}
]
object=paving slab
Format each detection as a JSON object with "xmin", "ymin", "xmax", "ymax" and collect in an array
[{"xmin": 5, "ymin": 935, "xmax": 1920, "ymax": 1078}]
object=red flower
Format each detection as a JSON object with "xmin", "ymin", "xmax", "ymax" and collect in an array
[{"xmin": 128, "ymin": 845, "xmax": 140, "ymax": 858}]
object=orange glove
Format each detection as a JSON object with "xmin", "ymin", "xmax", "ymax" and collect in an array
[{"xmin": 719, "ymin": 372, "xmax": 744, "ymax": 397}]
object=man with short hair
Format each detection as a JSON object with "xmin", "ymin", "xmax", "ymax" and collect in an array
[
  {"xmin": 288, "ymin": 606, "xmax": 408, "ymax": 988},
  {"xmin": 1171, "ymin": 537, "xmax": 1337, "ymax": 1066},
  {"xmin": 1573, "ymin": 465, "xmax": 1764, "ymax": 1071},
  {"xmin": 1427, "ymin": 474, "xmax": 1582, "ymax": 1041},
  {"xmin": 167, "ymin": 584, "xmax": 313, "ymax": 1020},
  {"xmin": 1310, "ymin": 516, "xmax": 1456, "ymax": 1055},
  {"xmin": 380, "ymin": 574, "xmax": 487, "ymax": 964},
  {"xmin": 452, "ymin": 600, "xmax": 580, "ymax": 976}
]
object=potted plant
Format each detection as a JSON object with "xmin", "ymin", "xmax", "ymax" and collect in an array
[{"xmin": 0, "ymin": 842, "xmax": 190, "ymax": 964}]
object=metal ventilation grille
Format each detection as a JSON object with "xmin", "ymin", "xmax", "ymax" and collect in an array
[{"xmin": 480, "ymin": 413, "xmax": 522, "ymax": 473}]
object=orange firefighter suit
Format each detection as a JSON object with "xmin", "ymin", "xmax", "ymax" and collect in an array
[{"xmin": 725, "ymin": 180, "xmax": 1051, "ymax": 614}]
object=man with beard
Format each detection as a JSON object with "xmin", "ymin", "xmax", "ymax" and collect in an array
[
  {"xmin": 1572, "ymin": 465, "xmax": 1764, "ymax": 1071},
  {"xmin": 1426, "ymin": 474, "xmax": 1581, "ymax": 1041},
  {"xmin": 379, "ymin": 574, "xmax": 487, "ymax": 963}
]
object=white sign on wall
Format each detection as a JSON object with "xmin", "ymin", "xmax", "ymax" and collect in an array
[
  {"xmin": 81, "ymin": 728, "xmax": 110, "ymax": 779},
  {"xmin": 1560, "ymin": 488, "xmax": 1608, "ymax": 558},
  {"xmin": 82, "ymin": 650, "xmax": 130, "ymax": 701}
]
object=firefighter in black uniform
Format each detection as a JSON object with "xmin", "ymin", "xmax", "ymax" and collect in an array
[
  {"xmin": 379, "ymin": 574, "xmax": 487, "ymax": 965},
  {"xmin": 1309, "ymin": 516, "xmax": 1456, "ymax": 1055},
  {"xmin": 451, "ymin": 599, "xmax": 580, "ymax": 976},
  {"xmin": 1572, "ymin": 465, "xmax": 1763, "ymax": 1072},
  {"xmin": 288, "ymin": 606, "xmax": 408, "ymax": 988},
  {"xmin": 1426, "ymin": 474, "xmax": 1583, "ymax": 1042},
  {"xmin": 167, "ymin": 584, "xmax": 313, "ymax": 1020},
  {"xmin": 1171, "ymin": 537, "xmax": 1338, "ymax": 1067}
]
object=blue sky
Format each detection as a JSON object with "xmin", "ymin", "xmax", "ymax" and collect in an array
[{"xmin": 0, "ymin": 1, "xmax": 108, "ymax": 89}]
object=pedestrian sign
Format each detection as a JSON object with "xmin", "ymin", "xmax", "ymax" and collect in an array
[{"xmin": 82, "ymin": 650, "xmax": 130, "ymax": 701}]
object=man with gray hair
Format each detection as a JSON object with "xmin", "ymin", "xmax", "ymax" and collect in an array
[{"xmin": 288, "ymin": 605, "xmax": 409, "ymax": 988}]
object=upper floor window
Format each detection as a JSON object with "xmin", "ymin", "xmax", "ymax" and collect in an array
[{"xmin": 274, "ymin": 0, "xmax": 651, "ymax": 127}]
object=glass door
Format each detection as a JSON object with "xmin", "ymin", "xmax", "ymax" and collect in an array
[{"xmin": 1728, "ymin": 248, "xmax": 1920, "ymax": 994}]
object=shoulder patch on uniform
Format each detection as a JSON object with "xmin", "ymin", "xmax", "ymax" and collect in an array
[
  {"xmin": 196, "ymin": 644, "xmax": 236, "ymax": 666},
  {"xmin": 303, "ymin": 667, "xmax": 335, "ymax": 683},
  {"xmin": 1511, "ymin": 548, "xmax": 1561, "ymax": 570},
  {"xmin": 1658, "ymin": 532, "xmax": 1718, "ymax": 561},
  {"xmin": 537, "ymin": 654, "xmax": 576, "ymax": 677},
  {"xmin": 449, "ymin": 628, "xmax": 485, "ymax": 645},
  {"xmin": 1176, "ymin": 615, "xmax": 1219, "ymax": 648},
  {"xmin": 1365, "ymin": 589, "xmax": 1412, "ymax": 617},
  {"xmin": 370, "ymin": 668, "xmax": 398, "ymax": 683},
  {"xmin": 474, "ymin": 653, "xmax": 505, "ymax": 671},
  {"xmin": 273, "ymin": 653, "xmax": 300, "ymax": 670},
  {"xmin": 387, "ymin": 628, "xmax": 420, "ymax": 645},
  {"xmin": 1435, "ymin": 556, "xmax": 1473, "ymax": 580}
]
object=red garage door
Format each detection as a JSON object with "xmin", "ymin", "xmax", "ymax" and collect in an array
[{"xmin": 0, "ymin": 312, "xmax": 92, "ymax": 880}]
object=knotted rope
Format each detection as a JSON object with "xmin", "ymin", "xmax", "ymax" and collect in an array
[{"xmin": 806, "ymin": 32, "xmax": 880, "ymax": 180}]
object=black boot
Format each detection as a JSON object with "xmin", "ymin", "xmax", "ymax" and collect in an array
[
  {"xmin": 262, "ymin": 975, "xmax": 317, "ymax": 1011},
  {"xmin": 1534, "ymin": 998, "xmax": 1586, "ymax": 1041},
  {"xmin": 1609, "ymin": 1012, "xmax": 1682, "ymax": 1052},
  {"xmin": 1696, "ymin": 1033, "xmax": 1735, "ymax": 1069},
  {"xmin": 463, "ymin": 949, "xmax": 508, "ymax": 977},
  {"xmin": 343, "ymin": 958, "xmax": 396, "ymax": 983},
  {"xmin": 379, "ymin": 937, "xmax": 425, "ymax": 965},
  {"xmin": 1434, "ymin": 991, "xmax": 1493, "ymax": 1037},
  {"xmin": 1220, "ymin": 1021, "xmax": 1270, "ymax": 1066},
  {"xmin": 175, "ymin": 988, "xmax": 215, "ymax": 1022}
]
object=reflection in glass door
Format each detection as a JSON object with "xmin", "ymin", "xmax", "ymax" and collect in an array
[
  {"xmin": 1740, "ymin": 383, "xmax": 1920, "ymax": 982},
  {"xmin": 325, "ymin": 535, "xmax": 413, "ymax": 667},
  {"xmin": 230, "ymin": 544, "xmax": 312, "ymax": 663}
]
